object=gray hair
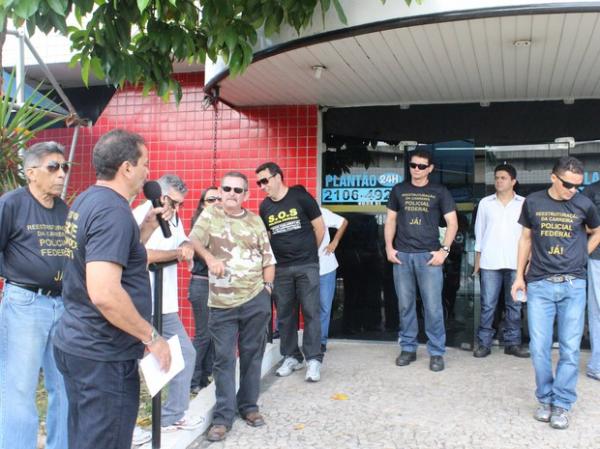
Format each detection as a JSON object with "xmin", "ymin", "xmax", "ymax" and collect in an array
[
  {"xmin": 221, "ymin": 171, "xmax": 249, "ymax": 191},
  {"xmin": 158, "ymin": 174, "xmax": 188, "ymax": 195},
  {"xmin": 23, "ymin": 141, "xmax": 65, "ymax": 170},
  {"xmin": 93, "ymin": 129, "xmax": 145, "ymax": 181}
]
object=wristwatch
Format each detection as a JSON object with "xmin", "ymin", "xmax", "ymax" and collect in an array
[
  {"xmin": 264, "ymin": 281, "xmax": 274, "ymax": 291},
  {"xmin": 441, "ymin": 246, "xmax": 450, "ymax": 254},
  {"xmin": 142, "ymin": 326, "xmax": 160, "ymax": 346}
]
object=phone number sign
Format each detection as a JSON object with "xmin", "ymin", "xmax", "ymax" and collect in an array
[{"xmin": 322, "ymin": 172, "xmax": 403, "ymax": 205}]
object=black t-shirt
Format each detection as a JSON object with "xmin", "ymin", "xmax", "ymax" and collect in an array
[
  {"xmin": 54, "ymin": 186, "xmax": 151, "ymax": 361},
  {"xmin": 0, "ymin": 187, "xmax": 68, "ymax": 289},
  {"xmin": 519, "ymin": 189, "xmax": 600, "ymax": 282},
  {"xmin": 386, "ymin": 181, "xmax": 456, "ymax": 252},
  {"xmin": 259, "ymin": 186, "xmax": 321, "ymax": 267},
  {"xmin": 191, "ymin": 256, "xmax": 208, "ymax": 277},
  {"xmin": 582, "ymin": 181, "xmax": 600, "ymax": 260}
]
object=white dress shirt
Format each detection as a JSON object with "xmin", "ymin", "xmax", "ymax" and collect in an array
[
  {"xmin": 133, "ymin": 200, "xmax": 189, "ymax": 314},
  {"xmin": 474, "ymin": 193, "xmax": 524, "ymax": 270}
]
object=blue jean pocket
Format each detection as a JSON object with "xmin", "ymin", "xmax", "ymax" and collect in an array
[{"xmin": 4, "ymin": 286, "xmax": 36, "ymax": 306}]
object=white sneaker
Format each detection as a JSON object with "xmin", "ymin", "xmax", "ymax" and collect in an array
[
  {"xmin": 305, "ymin": 360, "xmax": 321, "ymax": 382},
  {"xmin": 161, "ymin": 411, "xmax": 204, "ymax": 432},
  {"xmin": 276, "ymin": 357, "xmax": 305, "ymax": 377},
  {"xmin": 131, "ymin": 426, "xmax": 152, "ymax": 446}
]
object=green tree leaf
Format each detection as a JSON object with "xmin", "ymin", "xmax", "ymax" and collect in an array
[
  {"xmin": 81, "ymin": 57, "xmax": 90, "ymax": 87},
  {"xmin": 46, "ymin": 0, "xmax": 68, "ymax": 15},
  {"xmin": 13, "ymin": 0, "xmax": 42, "ymax": 19},
  {"xmin": 89, "ymin": 56, "xmax": 105, "ymax": 79},
  {"xmin": 332, "ymin": 0, "xmax": 347, "ymax": 24},
  {"xmin": 137, "ymin": 0, "xmax": 150, "ymax": 13}
]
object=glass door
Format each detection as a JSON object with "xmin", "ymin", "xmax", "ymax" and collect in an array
[{"xmin": 322, "ymin": 140, "xmax": 477, "ymax": 349}]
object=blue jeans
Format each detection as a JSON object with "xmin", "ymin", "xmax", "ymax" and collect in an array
[
  {"xmin": 189, "ymin": 276, "xmax": 214, "ymax": 389},
  {"xmin": 0, "ymin": 284, "xmax": 68, "ymax": 449},
  {"xmin": 319, "ymin": 270, "xmax": 337, "ymax": 346},
  {"xmin": 477, "ymin": 269, "xmax": 522, "ymax": 347},
  {"xmin": 54, "ymin": 347, "xmax": 139, "ymax": 449},
  {"xmin": 160, "ymin": 313, "xmax": 197, "ymax": 426},
  {"xmin": 527, "ymin": 278, "xmax": 586, "ymax": 410},
  {"xmin": 587, "ymin": 260, "xmax": 600, "ymax": 376},
  {"xmin": 393, "ymin": 251, "xmax": 446, "ymax": 356}
]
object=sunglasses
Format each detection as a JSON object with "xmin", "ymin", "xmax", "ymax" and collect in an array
[
  {"xmin": 32, "ymin": 161, "xmax": 70, "ymax": 173},
  {"xmin": 222, "ymin": 186, "xmax": 246, "ymax": 194},
  {"xmin": 555, "ymin": 173, "xmax": 582, "ymax": 190},
  {"xmin": 205, "ymin": 196, "xmax": 220, "ymax": 204},
  {"xmin": 256, "ymin": 174, "xmax": 276, "ymax": 186},
  {"xmin": 409, "ymin": 162, "xmax": 430, "ymax": 170}
]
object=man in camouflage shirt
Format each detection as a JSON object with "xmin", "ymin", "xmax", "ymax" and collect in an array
[{"xmin": 190, "ymin": 171, "xmax": 276, "ymax": 442}]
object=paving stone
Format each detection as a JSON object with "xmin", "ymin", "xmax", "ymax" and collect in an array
[{"xmin": 188, "ymin": 341, "xmax": 600, "ymax": 449}]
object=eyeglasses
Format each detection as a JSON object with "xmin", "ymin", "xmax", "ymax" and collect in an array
[
  {"xmin": 31, "ymin": 161, "xmax": 70, "ymax": 173},
  {"xmin": 256, "ymin": 174, "xmax": 276, "ymax": 186},
  {"xmin": 409, "ymin": 162, "xmax": 430, "ymax": 170},
  {"xmin": 555, "ymin": 173, "xmax": 582, "ymax": 190},
  {"xmin": 222, "ymin": 186, "xmax": 246, "ymax": 194},
  {"xmin": 204, "ymin": 196, "xmax": 220, "ymax": 204}
]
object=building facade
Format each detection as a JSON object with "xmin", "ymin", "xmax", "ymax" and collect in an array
[{"xmin": 20, "ymin": 0, "xmax": 600, "ymax": 347}]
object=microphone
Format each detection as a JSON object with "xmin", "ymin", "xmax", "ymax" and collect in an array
[{"xmin": 143, "ymin": 181, "xmax": 172, "ymax": 238}]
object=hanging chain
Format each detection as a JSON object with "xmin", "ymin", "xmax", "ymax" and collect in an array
[{"xmin": 212, "ymin": 103, "xmax": 218, "ymax": 186}]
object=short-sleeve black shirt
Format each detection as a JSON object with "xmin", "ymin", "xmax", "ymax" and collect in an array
[
  {"xmin": 582, "ymin": 181, "xmax": 600, "ymax": 260},
  {"xmin": 54, "ymin": 186, "xmax": 151, "ymax": 361},
  {"xmin": 259, "ymin": 186, "xmax": 321, "ymax": 267},
  {"xmin": 386, "ymin": 181, "xmax": 456, "ymax": 252},
  {"xmin": 0, "ymin": 187, "xmax": 68, "ymax": 289},
  {"xmin": 519, "ymin": 189, "xmax": 600, "ymax": 282}
]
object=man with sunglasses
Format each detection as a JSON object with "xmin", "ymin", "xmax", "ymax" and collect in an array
[
  {"xmin": 0, "ymin": 142, "xmax": 70, "ymax": 449},
  {"xmin": 385, "ymin": 149, "xmax": 457, "ymax": 372},
  {"xmin": 511, "ymin": 156, "xmax": 600, "ymax": 430},
  {"xmin": 190, "ymin": 172, "xmax": 276, "ymax": 442},
  {"xmin": 473, "ymin": 163, "xmax": 529, "ymax": 359},
  {"xmin": 131, "ymin": 173, "xmax": 202, "ymax": 439},
  {"xmin": 255, "ymin": 162, "xmax": 326, "ymax": 382}
]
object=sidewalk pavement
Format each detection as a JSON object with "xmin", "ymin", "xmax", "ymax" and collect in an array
[{"xmin": 188, "ymin": 340, "xmax": 600, "ymax": 449}]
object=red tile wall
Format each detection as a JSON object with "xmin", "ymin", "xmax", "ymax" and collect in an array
[{"xmin": 36, "ymin": 72, "xmax": 319, "ymax": 335}]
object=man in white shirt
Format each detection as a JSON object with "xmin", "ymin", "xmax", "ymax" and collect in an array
[
  {"xmin": 473, "ymin": 163, "xmax": 530, "ymax": 358},
  {"xmin": 132, "ymin": 174, "xmax": 202, "ymax": 440},
  {"xmin": 318, "ymin": 207, "xmax": 348, "ymax": 353}
]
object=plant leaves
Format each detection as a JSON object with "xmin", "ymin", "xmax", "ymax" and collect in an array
[
  {"xmin": 137, "ymin": 0, "xmax": 151, "ymax": 13},
  {"xmin": 332, "ymin": 0, "xmax": 347, "ymax": 25},
  {"xmin": 13, "ymin": 0, "xmax": 42, "ymax": 19},
  {"xmin": 46, "ymin": 0, "xmax": 68, "ymax": 15}
]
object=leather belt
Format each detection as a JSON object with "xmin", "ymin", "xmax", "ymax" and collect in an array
[
  {"xmin": 545, "ymin": 274, "xmax": 578, "ymax": 284},
  {"xmin": 6, "ymin": 281, "xmax": 61, "ymax": 297}
]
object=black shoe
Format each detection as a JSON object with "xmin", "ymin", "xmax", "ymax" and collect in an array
[
  {"xmin": 504, "ymin": 345, "xmax": 530, "ymax": 358},
  {"xmin": 320, "ymin": 343, "xmax": 327, "ymax": 353},
  {"xmin": 473, "ymin": 345, "xmax": 491, "ymax": 358},
  {"xmin": 429, "ymin": 356, "xmax": 445, "ymax": 372},
  {"xmin": 395, "ymin": 351, "xmax": 417, "ymax": 366}
]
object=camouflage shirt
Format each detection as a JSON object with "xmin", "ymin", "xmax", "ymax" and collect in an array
[{"xmin": 190, "ymin": 205, "xmax": 276, "ymax": 308}]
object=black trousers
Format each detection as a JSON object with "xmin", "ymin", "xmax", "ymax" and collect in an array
[
  {"xmin": 209, "ymin": 289, "xmax": 271, "ymax": 427},
  {"xmin": 54, "ymin": 347, "xmax": 139, "ymax": 449},
  {"xmin": 273, "ymin": 263, "xmax": 323, "ymax": 363}
]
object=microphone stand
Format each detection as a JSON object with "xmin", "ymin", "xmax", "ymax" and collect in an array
[{"xmin": 148, "ymin": 260, "xmax": 179, "ymax": 449}]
